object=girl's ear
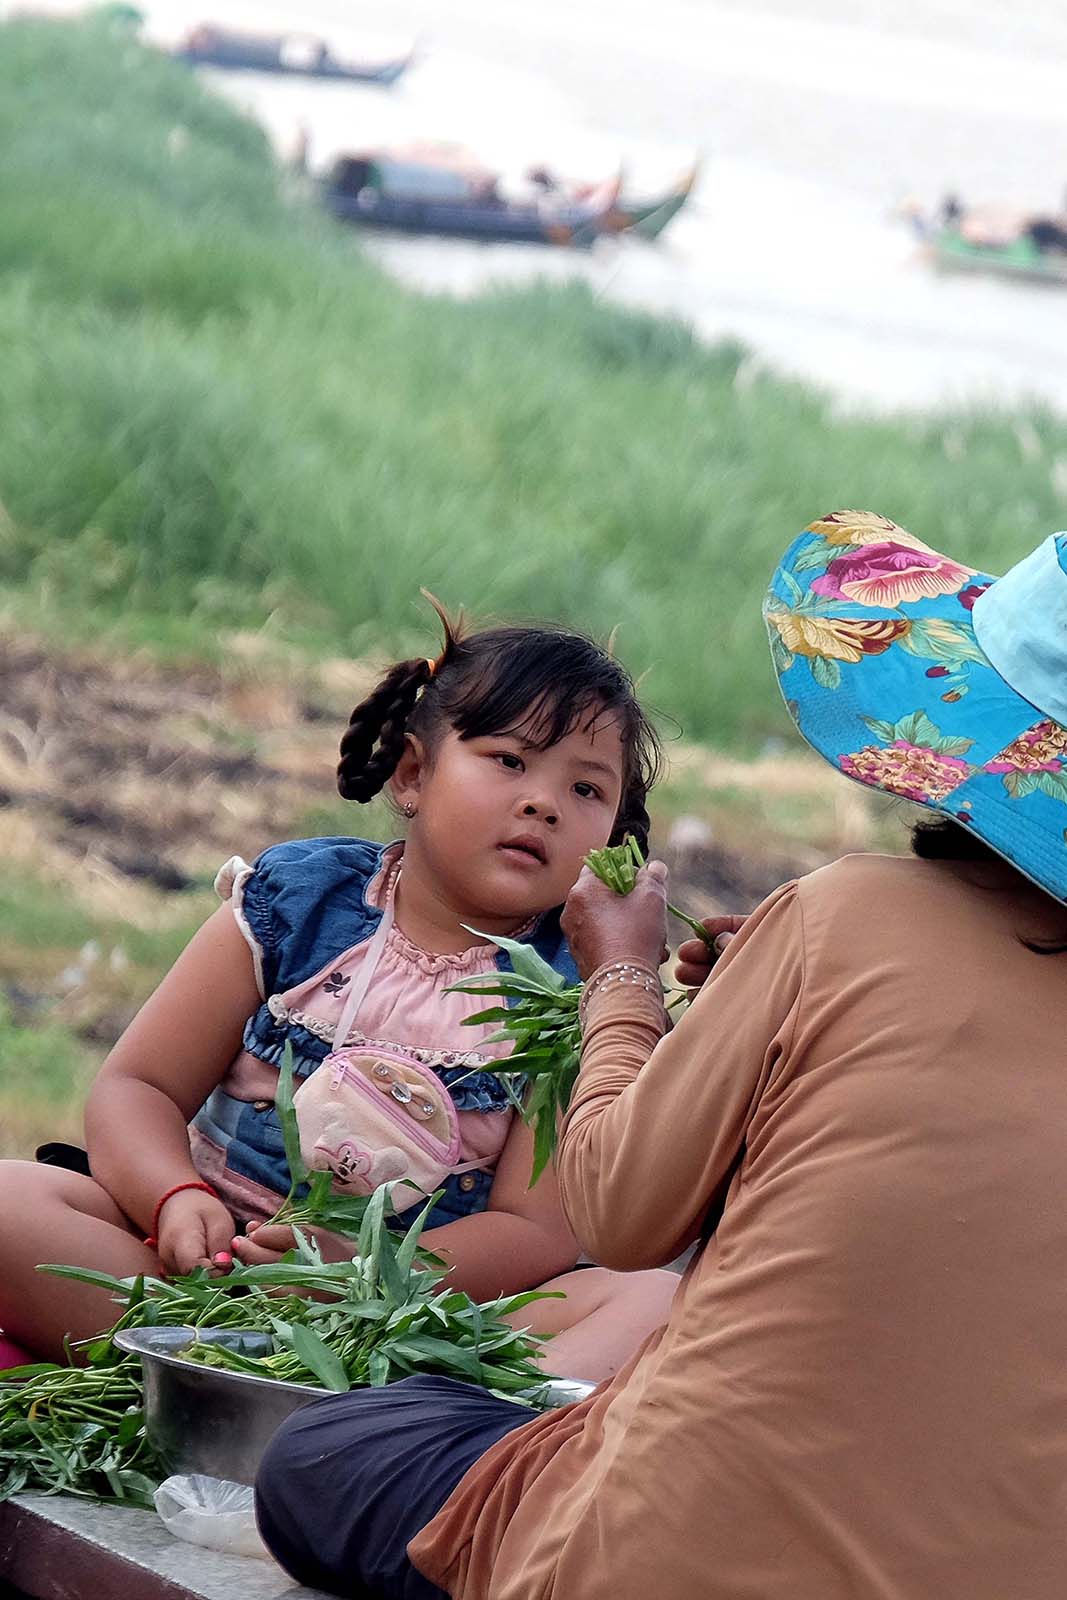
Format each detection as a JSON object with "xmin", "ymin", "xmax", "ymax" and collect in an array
[{"xmin": 389, "ymin": 734, "xmax": 428, "ymax": 815}]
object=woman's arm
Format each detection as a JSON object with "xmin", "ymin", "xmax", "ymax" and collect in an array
[
  {"xmin": 85, "ymin": 904, "xmax": 262, "ymax": 1266},
  {"xmin": 558, "ymin": 880, "xmax": 805, "ymax": 1271}
]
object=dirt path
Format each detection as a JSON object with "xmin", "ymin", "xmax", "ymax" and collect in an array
[{"xmin": 0, "ymin": 632, "xmax": 371, "ymax": 889}]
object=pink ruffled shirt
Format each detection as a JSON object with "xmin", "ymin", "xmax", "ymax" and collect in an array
[{"xmin": 194, "ymin": 844, "xmax": 518, "ymax": 1222}]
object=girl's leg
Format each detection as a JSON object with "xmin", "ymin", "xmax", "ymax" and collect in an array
[
  {"xmin": 512, "ymin": 1266, "xmax": 679, "ymax": 1384},
  {"xmin": 0, "ymin": 1159, "xmax": 158, "ymax": 1361}
]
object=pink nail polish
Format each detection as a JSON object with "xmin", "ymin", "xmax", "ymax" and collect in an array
[{"xmin": 213, "ymin": 1251, "xmax": 233, "ymax": 1266}]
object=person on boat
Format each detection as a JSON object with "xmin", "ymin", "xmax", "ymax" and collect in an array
[
  {"xmin": 526, "ymin": 166, "xmax": 561, "ymax": 194},
  {"xmin": 1024, "ymin": 214, "xmax": 1067, "ymax": 253},
  {"xmin": 0, "ymin": 609, "xmax": 678, "ymax": 1380},
  {"xmin": 257, "ymin": 510, "xmax": 1067, "ymax": 1600},
  {"xmin": 939, "ymin": 191, "xmax": 963, "ymax": 229},
  {"xmin": 938, "ymin": 192, "xmax": 1067, "ymax": 253}
]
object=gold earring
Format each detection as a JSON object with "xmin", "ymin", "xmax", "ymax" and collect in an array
[{"xmin": 403, "ymin": 801, "xmax": 416, "ymax": 818}]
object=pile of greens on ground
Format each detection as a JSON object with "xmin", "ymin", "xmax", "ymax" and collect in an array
[
  {"xmin": 0, "ymin": 1183, "xmax": 550, "ymax": 1508},
  {"xmin": 452, "ymin": 839, "xmax": 712, "ymax": 1183}
]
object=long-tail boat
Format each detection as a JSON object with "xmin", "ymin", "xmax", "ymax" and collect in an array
[
  {"xmin": 900, "ymin": 201, "xmax": 1067, "ymax": 288},
  {"xmin": 323, "ymin": 150, "xmax": 620, "ymax": 248},
  {"xmin": 928, "ymin": 229, "xmax": 1067, "ymax": 287},
  {"xmin": 177, "ymin": 24, "xmax": 412, "ymax": 85},
  {"xmin": 602, "ymin": 163, "xmax": 700, "ymax": 240}
]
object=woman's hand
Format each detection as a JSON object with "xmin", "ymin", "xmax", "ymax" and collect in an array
[
  {"xmin": 561, "ymin": 860, "xmax": 669, "ymax": 980},
  {"xmin": 674, "ymin": 915, "xmax": 749, "ymax": 996},
  {"xmin": 156, "ymin": 1191, "xmax": 237, "ymax": 1277}
]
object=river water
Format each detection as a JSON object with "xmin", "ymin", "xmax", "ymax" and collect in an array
[{"xmin": 66, "ymin": 1, "xmax": 1067, "ymax": 410}]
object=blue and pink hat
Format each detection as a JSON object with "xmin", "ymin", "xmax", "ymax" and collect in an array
[{"xmin": 764, "ymin": 510, "xmax": 1067, "ymax": 901}]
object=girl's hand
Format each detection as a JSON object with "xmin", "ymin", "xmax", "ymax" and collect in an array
[
  {"xmin": 232, "ymin": 1222, "xmax": 358, "ymax": 1266},
  {"xmin": 561, "ymin": 860, "xmax": 669, "ymax": 980},
  {"xmin": 231, "ymin": 1222, "xmax": 296, "ymax": 1265},
  {"xmin": 674, "ymin": 915, "xmax": 749, "ymax": 995},
  {"xmin": 156, "ymin": 1191, "xmax": 237, "ymax": 1277}
]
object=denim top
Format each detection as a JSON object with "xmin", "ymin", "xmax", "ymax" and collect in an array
[{"xmin": 194, "ymin": 836, "xmax": 578, "ymax": 1231}]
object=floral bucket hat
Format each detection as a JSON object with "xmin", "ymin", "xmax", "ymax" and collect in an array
[{"xmin": 764, "ymin": 510, "xmax": 1067, "ymax": 901}]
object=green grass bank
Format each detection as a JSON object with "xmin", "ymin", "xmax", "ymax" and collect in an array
[{"xmin": 4, "ymin": 13, "xmax": 1067, "ymax": 748}]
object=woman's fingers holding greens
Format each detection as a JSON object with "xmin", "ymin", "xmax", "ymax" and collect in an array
[
  {"xmin": 562, "ymin": 860, "xmax": 669, "ymax": 979},
  {"xmin": 674, "ymin": 956, "xmax": 713, "ymax": 990},
  {"xmin": 699, "ymin": 914, "xmax": 749, "ymax": 944},
  {"xmin": 673, "ymin": 914, "xmax": 748, "ymax": 991}
]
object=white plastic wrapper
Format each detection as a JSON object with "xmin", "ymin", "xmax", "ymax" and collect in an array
[{"xmin": 154, "ymin": 1473, "xmax": 271, "ymax": 1560}]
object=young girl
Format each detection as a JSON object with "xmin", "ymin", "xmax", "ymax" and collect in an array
[{"xmin": 0, "ymin": 613, "xmax": 677, "ymax": 1379}]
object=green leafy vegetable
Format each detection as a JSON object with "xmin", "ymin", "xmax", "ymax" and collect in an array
[
  {"xmin": 587, "ymin": 836, "xmax": 717, "ymax": 947},
  {"xmin": 2, "ymin": 1181, "xmax": 557, "ymax": 1508},
  {"xmin": 266, "ymin": 1044, "xmax": 372, "ymax": 1240},
  {"xmin": 452, "ymin": 835, "xmax": 711, "ymax": 1186},
  {"xmin": 274, "ymin": 1039, "xmax": 308, "ymax": 1190},
  {"xmin": 270, "ymin": 1318, "xmax": 351, "ymax": 1393},
  {"xmin": 450, "ymin": 953, "xmax": 582, "ymax": 1188}
]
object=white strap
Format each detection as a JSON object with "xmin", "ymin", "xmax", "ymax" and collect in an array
[
  {"xmin": 451, "ymin": 1157, "xmax": 490, "ymax": 1178},
  {"xmin": 332, "ymin": 892, "xmax": 396, "ymax": 1049},
  {"xmin": 330, "ymin": 875, "xmax": 496, "ymax": 1185}
]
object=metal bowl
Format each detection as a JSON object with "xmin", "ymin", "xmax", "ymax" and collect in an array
[
  {"xmin": 116, "ymin": 1326, "xmax": 596, "ymax": 1486},
  {"xmin": 521, "ymin": 1377, "xmax": 597, "ymax": 1409},
  {"xmin": 115, "ymin": 1327, "xmax": 323, "ymax": 1484}
]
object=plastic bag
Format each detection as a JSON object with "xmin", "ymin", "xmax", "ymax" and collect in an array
[{"xmin": 154, "ymin": 1473, "xmax": 271, "ymax": 1560}]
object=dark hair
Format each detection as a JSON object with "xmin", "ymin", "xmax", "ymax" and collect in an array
[
  {"xmin": 910, "ymin": 816, "xmax": 999, "ymax": 866},
  {"xmin": 337, "ymin": 601, "xmax": 662, "ymax": 852},
  {"xmin": 911, "ymin": 817, "xmax": 1067, "ymax": 952}
]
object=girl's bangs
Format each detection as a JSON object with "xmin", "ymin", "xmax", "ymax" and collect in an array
[
  {"xmin": 419, "ymin": 624, "xmax": 661, "ymax": 802},
  {"xmin": 498, "ymin": 689, "xmax": 621, "ymax": 751},
  {"xmin": 451, "ymin": 665, "xmax": 625, "ymax": 752}
]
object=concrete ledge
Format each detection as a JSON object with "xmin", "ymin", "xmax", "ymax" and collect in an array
[{"xmin": 0, "ymin": 1494, "xmax": 331, "ymax": 1600}]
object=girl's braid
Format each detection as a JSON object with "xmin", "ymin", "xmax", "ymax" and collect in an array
[
  {"xmin": 337, "ymin": 657, "xmax": 432, "ymax": 802},
  {"xmin": 612, "ymin": 778, "xmax": 652, "ymax": 857}
]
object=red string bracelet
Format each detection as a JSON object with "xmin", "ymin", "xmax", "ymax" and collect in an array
[{"xmin": 144, "ymin": 1180, "xmax": 219, "ymax": 1251}]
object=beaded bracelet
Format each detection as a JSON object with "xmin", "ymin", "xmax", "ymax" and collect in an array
[{"xmin": 579, "ymin": 961, "xmax": 664, "ymax": 1025}]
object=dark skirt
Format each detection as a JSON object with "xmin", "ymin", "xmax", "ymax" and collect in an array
[{"xmin": 255, "ymin": 1374, "xmax": 532, "ymax": 1598}]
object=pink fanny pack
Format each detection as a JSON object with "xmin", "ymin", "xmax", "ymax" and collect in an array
[{"xmin": 291, "ymin": 888, "xmax": 483, "ymax": 1213}]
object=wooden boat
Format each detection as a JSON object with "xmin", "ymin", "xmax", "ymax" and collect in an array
[
  {"xmin": 601, "ymin": 163, "xmax": 700, "ymax": 240},
  {"xmin": 323, "ymin": 151, "xmax": 621, "ymax": 248},
  {"xmin": 176, "ymin": 24, "xmax": 412, "ymax": 85},
  {"xmin": 929, "ymin": 229, "xmax": 1067, "ymax": 287}
]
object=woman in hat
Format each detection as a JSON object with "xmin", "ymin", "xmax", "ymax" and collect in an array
[{"xmin": 256, "ymin": 511, "xmax": 1067, "ymax": 1600}]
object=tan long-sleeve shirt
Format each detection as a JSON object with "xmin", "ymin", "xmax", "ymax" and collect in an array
[{"xmin": 411, "ymin": 853, "xmax": 1067, "ymax": 1599}]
